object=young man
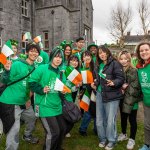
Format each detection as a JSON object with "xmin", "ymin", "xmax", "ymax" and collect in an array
[
  {"xmin": 87, "ymin": 43, "xmax": 98, "ymax": 63},
  {"xmin": 72, "ymin": 37, "xmax": 85, "ymax": 61},
  {"xmin": 29, "ymin": 47, "xmax": 66, "ymax": 150},
  {"xmin": 0, "ymin": 43, "xmax": 40, "ymax": 150}
]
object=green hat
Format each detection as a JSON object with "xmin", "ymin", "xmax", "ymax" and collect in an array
[
  {"xmin": 10, "ymin": 39, "xmax": 18, "ymax": 47},
  {"xmin": 87, "ymin": 43, "xmax": 98, "ymax": 51},
  {"xmin": 59, "ymin": 40, "xmax": 74, "ymax": 50}
]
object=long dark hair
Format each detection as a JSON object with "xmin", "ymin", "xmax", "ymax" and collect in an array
[
  {"xmin": 81, "ymin": 50, "xmax": 94, "ymax": 72},
  {"xmin": 136, "ymin": 41, "xmax": 150, "ymax": 64},
  {"xmin": 64, "ymin": 44, "xmax": 72, "ymax": 61},
  {"xmin": 68, "ymin": 55, "xmax": 80, "ymax": 70},
  {"xmin": 96, "ymin": 45, "xmax": 113, "ymax": 65}
]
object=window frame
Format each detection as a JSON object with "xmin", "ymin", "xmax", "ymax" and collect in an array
[{"xmin": 21, "ymin": 0, "xmax": 28, "ymax": 17}]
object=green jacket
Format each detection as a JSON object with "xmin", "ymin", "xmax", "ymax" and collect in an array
[
  {"xmin": 137, "ymin": 64, "xmax": 150, "ymax": 106},
  {"xmin": 0, "ymin": 60, "xmax": 35, "ymax": 105},
  {"xmin": 122, "ymin": 67, "xmax": 141, "ymax": 114},
  {"xmin": 29, "ymin": 64, "xmax": 62, "ymax": 117}
]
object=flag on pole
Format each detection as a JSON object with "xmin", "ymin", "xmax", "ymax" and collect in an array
[
  {"xmin": 65, "ymin": 66, "xmax": 82, "ymax": 85},
  {"xmin": 33, "ymin": 35, "xmax": 42, "ymax": 43},
  {"xmin": 81, "ymin": 70, "xmax": 93, "ymax": 84},
  {"xmin": 80, "ymin": 90, "xmax": 90, "ymax": 111},
  {"xmin": 54, "ymin": 78, "xmax": 71, "ymax": 93},
  {"xmin": 22, "ymin": 32, "xmax": 31, "ymax": 41},
  {"xmin": 0, "ymin": 40, "xmax": 13, "ymax": 65}
]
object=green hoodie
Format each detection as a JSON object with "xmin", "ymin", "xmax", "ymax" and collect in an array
[
  {"xmin": 138, "ymin": 64, "xmax": 150, "ymax": 106},
  {"xmin": 29, "ymin": 64, "xmax": 63, "ymax": 117},
  {"xmin": 0, "ymin": 60, "xmax": 35, "ymax": 105}
]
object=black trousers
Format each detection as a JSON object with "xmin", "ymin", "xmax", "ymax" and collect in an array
[
  {"xmin": 41, "ymin": 114, "xmax": 66, "ymax": 150},
  {"xmin": 119, "ymin": 101, "xmax": 137, "ymax": 140}
]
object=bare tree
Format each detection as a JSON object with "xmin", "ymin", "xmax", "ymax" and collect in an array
[
  {"xmin": 108, "ymin": 2, "xmax": 132, "ymax": 48},
  {"xmin": 137, "ymin": 0, "xmax": 150, "ymax": 38}
]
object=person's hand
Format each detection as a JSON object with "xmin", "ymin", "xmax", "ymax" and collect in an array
[
  {"xmin": 122, "ymin": 83, "xmax": 128, "ymax": 90},
  {"xmin": 76, "ymin": 82, "xmax": 82, "ymax": 88},
  {"xmin": 4, "ymin": 60, "xmax": 12, "ymax": 71},
  {"xmin": 106, "ymin": 80, "xmax": 114, "ymax": 86},
  {"xmin": 91, "ymin": 82, "xmax": 96, "ymax": 90},
  {"xmin": 25, "ymin": 100, "xmax": 31, "ymax": 109},
  {"xmin": 43, "ymin": 86, "xmax": 50, "ymax": 93}
]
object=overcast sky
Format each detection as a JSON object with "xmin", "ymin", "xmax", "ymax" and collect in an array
[{"xmin": 92, "ymin": 0, "xmax": 149, "ymax": 45}]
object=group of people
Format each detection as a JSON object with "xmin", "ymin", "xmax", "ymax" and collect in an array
[{"xmin": 0, "ymin": 37, "xmax": 150, "ymax": 150}]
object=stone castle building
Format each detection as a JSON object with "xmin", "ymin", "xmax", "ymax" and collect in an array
[{"xmin": 0, "ymin": 0, "xmax": 93, "ymax": 52}]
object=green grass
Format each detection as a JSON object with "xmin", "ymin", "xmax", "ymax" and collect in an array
[{"xmin": 0, "ymin": 119, "xmax": 144, "ymax": 150}]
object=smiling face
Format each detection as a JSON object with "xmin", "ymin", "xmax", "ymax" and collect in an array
[
  {"xmin": 90, "ymin": 46, "xmax": 97, "ymax": 55},
  {"xmin": 119, "ymin": 54, "xmax": 130, "ymax": 67},
  {"xmin": 69, "ymin": 58, "xmax": 79, "ymax": 68},
  {"xmin": 27, "ymin": 48, "xmax": 39, "ymax": 62},
  {"xmin": 64, "ymin": 46, "xmax": 71, "ymax": 56},
  {"xmin": 98, "ymin": 49, "xmax": 107, "ymax": 63},
  {"xmin": 12, "ymin": 45, "xmax": 18, "ymax": 55},
  {"xmin": 139, "ymin": 44, "xmax": 150, "ymax": 62}
]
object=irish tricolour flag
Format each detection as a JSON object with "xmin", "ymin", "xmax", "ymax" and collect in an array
[
  {"xmin": 22, "ymin": 32, "xmax": 31, "ymax": 41},
  {"xmin": 0, "ymin": 40, "xmax": 13, "ymax": 65},
  {"xmin": 54, "ymin": 78, "xmax": 71, "ymax": 93},
  {"xmin": 80, "ymin": 90, "xmax": 90, "ymax": 111},
  {"xmin": 33, "ymin": 35, "xmax": 42, "ymax": 43},
  {"xmin": 65, "ymin": 66, "xmax": 82, "ymax": 85},
  {"xmin": 81, "ymin": 70, "xmax": 93, "ymax": 84}
]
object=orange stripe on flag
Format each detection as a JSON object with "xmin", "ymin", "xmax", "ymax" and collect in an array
[
  {"xmin": 0, "ymin": 53, "xmax": 7, "ymax": 65},
  {"xmin": 87, "ymin": 70, "xmax": 93, "ymax": 84},
  {"xmin": 63, "ymin": 86, "xmax": 71, "ymax": 93},
  {"xmin": 80, "ymin": 101, "xmax": 89, "ymax": 111},
  {"xmin": 72, "ymin": 73, "xmax": 82, "ymax": 85},
  {"xmin": 33, "ymin": 37, "xmax": 41, "ymax": 43}
]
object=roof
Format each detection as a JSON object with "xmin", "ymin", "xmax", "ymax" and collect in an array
[{"xmin": 124, "ymin": 35, "xmax": 150, "ymax": 44}]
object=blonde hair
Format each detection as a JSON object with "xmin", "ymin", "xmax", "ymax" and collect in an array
[{"xmin": 118, "ymin": 50, "xmax": 135, "ymax": 70}]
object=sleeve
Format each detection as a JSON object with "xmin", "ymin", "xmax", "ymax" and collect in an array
[
  {"xmin": 43, "ymin": 51, "xmax": 49, "ymax": 64},
  {"xmin": 29, "ymin": 66, "xmax": 45, "ymax": 95},
  {"xmin": 112, "ymin": 61, "xmax": 125, "ymax": 88}
]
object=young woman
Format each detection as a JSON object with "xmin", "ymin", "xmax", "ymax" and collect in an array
[
  {"xmin": 91, "ymin": 45, "xmax": 124, "ymax": 150},
  {"xmin": 0, "ymin": 43, "xmax": 40, "ymax": 149},
  {"xmin": 79, "ymin": 51, "xmax": 97, "ymax": 136},
  {"xmin": 118, "ymin": 50, "xmax": 141, "ymax": 150},
  {"xmin": 29, "ymin": 47, "xmax": 66, "ymax": 150},
  {"xmin": 67, "ymin": 55, "xmax": 80, "ymax": 102},
  {"xmin": 136, "ymin": 42, "xmax": 150, "ymax": 150}
]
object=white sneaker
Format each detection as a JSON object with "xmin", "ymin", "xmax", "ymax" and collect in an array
[
  {"xmin": 118, "ymin": 133, "xmax": 128, "ymax": 141},
  {"xmin": 127, "ymin": 138, "xmax": 135, "ymax": 150},
  {"xmin": 65, "ymin": 133, "xmax": 71, "ymax": 138},
  {"xmin": 99, "ymin": 141, "xmax": 106, "ymax": 148}
]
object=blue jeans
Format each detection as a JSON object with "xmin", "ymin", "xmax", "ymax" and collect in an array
[
  {"xmin": 79, "ymin": 111, "xmax": 97, "ymax": 133},
  {"xmin": 96, "ymin": 92, "xmax": 119, "ymax": 143}
]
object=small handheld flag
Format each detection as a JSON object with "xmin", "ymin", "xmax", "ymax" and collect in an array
[
  {"xmin": 22, "ymin": 32, "xmax": 31, "ymax": 42},
  {"xmin": 33, "ymin": 35, "xmax": 42, "ymax": 43},
  {"xmin": 80, "ymin": 90, "xmax": 90, "ymax": 111},
  {"xmin": 65, "ymin": 66, "xmax": 82, "ymax": 85},
  {"xmin": 81, "ymin": 70, "xmax": 93, "ymax": 84},
  {"xmin": 54, "ymin": 78, "xmax": 71, "ymax": 93},
  {"xmin": 0, "ymin": 40, "xmax": 13, "ymax": 65}
]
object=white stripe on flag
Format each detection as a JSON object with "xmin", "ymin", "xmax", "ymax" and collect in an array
[
  {"xmin": 2, "ymin": 45, "xmax": 14, "ymax": 57},
  {"xmin": 67, "ymin": 69, "xmax": 79, "ymax": 82},
  {"xmin": 82, "ymin": 94, "xmax": 90, "ymax": 105},
  {"xmin": 81, "ymin": 71, "xmax": 87, "ymax": 84}
]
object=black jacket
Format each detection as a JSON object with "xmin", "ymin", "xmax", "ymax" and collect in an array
[{"xmin": 95, "ymin": 56, "xmax": 125, "ymax": 102}]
